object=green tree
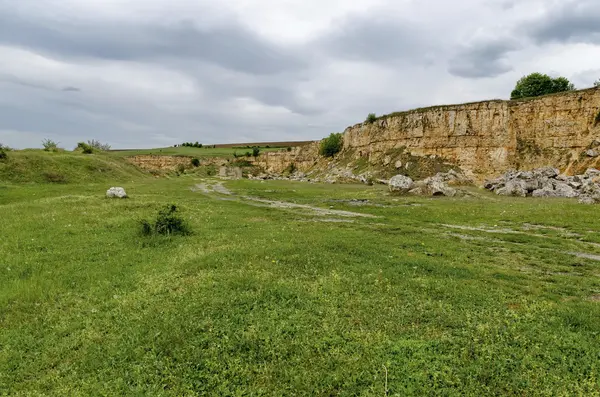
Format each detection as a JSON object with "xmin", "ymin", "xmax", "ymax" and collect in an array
[
  {"xmin": 366, "ymin": 113, "xmax": 377, "ymax": 124},
  {"xmin": 510, "ymin": 73, "xmax": 575, "ymax": 100},
  {"xmin": 252, "ymin": 146, "xmax": 260, "ymax": 157},
  {"xmin": 319, "ymin": 133, "xmax": 343, "ymax": 158},
  {"xmin": 594, "ymin": 79, "xmax": 600, "ymax": 88}
]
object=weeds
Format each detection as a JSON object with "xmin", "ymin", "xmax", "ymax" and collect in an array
[
  {"xmin": 43, "ymin": 172, "xmax": 67, "ymax": 183},
  {"xmin": 87, "ymin": 139, "xmax": 111, "ymax": 151},
  {"xmin": 42, "ymin": 139, "xmax": 59, "ymax": 152},
  {"xmin": 139, "ymin": 204, "xmax": 192, "ymax": 236},
  {"xmin": 191, "ymin": 158, "xmax": 200, "ymax": 167}
]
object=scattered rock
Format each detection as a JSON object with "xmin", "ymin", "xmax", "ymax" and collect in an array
[
  {"xmin": 106, "ymin": 187, "xmax": 127, "ymax": 198},
  {"xmin": 485, "ymin": 167, "xmax": 600, "ymax": 203},
  {"xmin": 389, "ymin": 175, "xmax": 414, "ymax": 194},
  {"xmin": 496, "ymin": 180, "xmax": 527, "ymax": 197},
  {"xmin": 395, "ymin": 160, "xmax": 403, "ymax": 169}
]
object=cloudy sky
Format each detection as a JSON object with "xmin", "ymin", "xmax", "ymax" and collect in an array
[{"xmin": 1, "ymin": 0, "xmax": 599, "ymax": 149}]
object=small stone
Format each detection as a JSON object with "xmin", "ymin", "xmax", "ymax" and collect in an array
[
  {"xmin": 586, "ymin": 149, "xmax": 599, "ymax": 158},
  {"xmin": 106, "ymin": 187, "xmax": 127, "ymax": 198},
  {"xmin": 395, "ymin": 160, "xmax": 403, "ymax": 169}
]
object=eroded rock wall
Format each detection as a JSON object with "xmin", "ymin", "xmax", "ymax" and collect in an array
[{"xmin": 339, "ymin": 87, "xmax": 600, "ymax": 180}]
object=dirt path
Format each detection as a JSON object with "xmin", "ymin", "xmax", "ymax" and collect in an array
[{"xmin": 192, "ymin": 182, "xmax": 378, "ymax": 218}]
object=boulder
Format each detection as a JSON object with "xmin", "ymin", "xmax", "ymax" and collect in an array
[
  {"xmin": 584, "ymin": 168, "xmax": 600, "ymax": 179},
  {"xmin": 533, "ymin": 167, "xmax": 559, "ymax": 179},
  {"xmin": 388, "ymin": 175, "xmax": 414, "ymax": 194},
  {"xmin": 496, "ymin": 180, "xmax": 527, "ymax": 197},
  {"xmin": 106, "ymin": 187, "xmax": 127, "ymax": 198},
  {"xmin": 553, "ymin": 182, "xmax": 579, "ymax": 198},
  {"xmin": 579, "ymin": 196, "xmax": 597, "ymax": 205},
  {"xmin": 429, "ymin": 180, "xmax": 457, "ymax": 197}
]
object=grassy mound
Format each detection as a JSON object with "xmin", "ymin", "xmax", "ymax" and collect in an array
[{"xmin": 0, "ymin": 150, "xmax": 147, "ymax": 184}]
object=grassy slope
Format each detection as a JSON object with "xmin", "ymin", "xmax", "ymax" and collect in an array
[
  {"xmin": 0, "ymin": 150, "xmax": 147, "ymax": 185},
  {"xmin": 1, "ymin": 171, "xmax": 600, "ymax": 395},
  {"xmin": 108, "ymin": 146, "xmax": 286, "ymax": 158}
]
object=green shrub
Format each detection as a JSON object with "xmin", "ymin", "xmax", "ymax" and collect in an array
[
  {"xmin": 87, "ymin": 139, "xmax": 111, "ymax": 151},
  {"xmin": 287, "ymin": 147, "xmax": 292, "ymax": 152},
  {"xmin": 77, "ymin": 142, "xmax": 94, "ymax": 154},
  {"xmin": 366, "ymin": 113, "xmax": 377, "ymax": 124},
  {"xmin": 319, "ymin": 133, "xmax": 343, "ymax": 158},
  {"xmin": 176, "ymin": 164, "xmax": 186, "ymax": 174},
  {"xmin": 594, "ymin": 79, "xmax": 600, "ymax": 88},
  {"xmin": 191, "ymin": 158, "xmax": 200, "ymax": 167},
  {"xmin": 595, "ymin": 110, "xmax": 600, "ymax": 127},
  {"xmin": 252, "ymin": 146, "xmax": 260, "ymax": 157},
  {"xmin": 42, "ymin": 139, "xmax": 59, "ymax": 152},
  {"xmin": 245, "ymin": 151, "xmax": 252, "ymax": 157},
  {"xmin": 0, "ymin": 149, "xmax": 6, "ymax": 161},
  {"xmin": 139, "ymin": 204, "xmax": 192, "ymax": 236},
  {"xmin": 284, "ymin": 163, "xmax": 297, "ymax": 175}
]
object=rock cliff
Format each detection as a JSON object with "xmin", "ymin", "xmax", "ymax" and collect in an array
[{"xmin": 258, "ymin": 87, "xmax": 600, "ymax": 182}]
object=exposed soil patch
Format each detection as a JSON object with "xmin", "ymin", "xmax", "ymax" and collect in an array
[{"xmin": 192, "ymin": 181, "xmax": 378, "ymax": 218}]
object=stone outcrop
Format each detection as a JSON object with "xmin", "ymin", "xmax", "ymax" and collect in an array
[
  {"xmin": 255, "ymin": 87, "xmax": 600, "ymax": 182},
  {"xmin": 484, "ymin": 167, "xmax": 600, "ymax": 203}
]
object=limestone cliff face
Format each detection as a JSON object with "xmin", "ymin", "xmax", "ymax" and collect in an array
[
  {"xmin": 251, "ymin": 142, "xmax": 320, "ymax": 173},
  {"xmin": 126, "ymin": 88, "xmax": 600, "ymax": 181},
  {"xmin": 340, "ymin": 87, "xmax": 600, "ymax": 180}
]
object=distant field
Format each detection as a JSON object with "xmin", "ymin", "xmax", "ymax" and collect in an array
[
  {"xmin": 213, "ymin": 140, "xmax": 314, "ymax": 148},
  {"xmin": 2, "ymin": 150, "xmax": 600, "ymax": 395},
  {"xmin": 108, "ymin": 146, "xmax": 287, "ymax": 158}
]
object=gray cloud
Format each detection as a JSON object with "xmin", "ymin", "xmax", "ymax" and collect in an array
[
  {"xmin": 0, "ymin": 0, "xmax": 599, "ymax": 150},
  {"xmin": 527, "ymin": 1, "xmax": 600, "ymax": 44},
  {"xmin": 0, "ymin": 9, "xmax": 304, "ymax": 75},
  {"xmin": 318, "ymin": 16, "xmax": 430, "ymax": 63},
  {"xmin": 448, "ymin": 39, "xmax": 519, "ymax": 78}
]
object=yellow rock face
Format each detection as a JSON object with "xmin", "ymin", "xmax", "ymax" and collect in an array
[{"xmin": 257, "ymin": 87, "xmax": 600, "ymax": 181}]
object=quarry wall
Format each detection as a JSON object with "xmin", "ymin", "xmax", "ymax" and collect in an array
[{"xmin": 255, "ymin": 87, "xmax": 600, "ymax": 181}]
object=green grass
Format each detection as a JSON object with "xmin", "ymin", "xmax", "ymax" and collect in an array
[
  {"xmin": 108, "ymin": 146, "xmax": 285, "ymax": 158},
  {"xmin": 2, "ymin": 156, "xmax": 600, "ymax": 395},
  {"xmin": 0, "ymin": 150, "xmax": 147, "ymax": 184}
]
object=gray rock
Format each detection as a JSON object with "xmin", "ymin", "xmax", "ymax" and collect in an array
[
  {"xmin": 553, "ymin": 182, "xmax": 579, "ymax": 198},
  {"xmin": 586, "ymin": 149, "xmax": 599, "ymax": 158},
  {"xmin": 429, "ymin": 180, "xmax": 457, "ymax": 197},
  {"xmin": 584, "ymin": 168, "xmax": 600, "ymax": 179},
  {"xmin": 496, "ymin": 180, "xmax": 527, "ymax": 197},
  {"xmin": 531, "ymin": 187, "xmax": 556, "ymax": 198},
  {"xmin": 106, "ymin": 187, "xmax": 127, "ymax": 198},
  {"xmin": 395, "ymin": 160, "xmax": 403, "ymax": 169},
  {"xmin": 533, "ymin": 167, "xmax": 559, "ymax": 179},
  {"xmin": 522, "ymin": 179, "xmax": 542, "ymax": 192},
  {"xmin": 389, "ymin": 175, "xmax": 414, "ymax": 194},
  {"xmin": 579, "ymin": 196, "xmax": 597, "ymax": 205}
]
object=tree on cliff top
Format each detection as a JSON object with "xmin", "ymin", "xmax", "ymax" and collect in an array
[
  {"xmin": 510, "ymin": 73, "xmax": 575, "ymax": 100},
  {"xmin": 594, "ymin": 79, "xmax": 600, "ymax": 87}
]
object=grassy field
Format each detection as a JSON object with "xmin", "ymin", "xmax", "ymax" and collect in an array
[
  {"xmin": 108, "ymin": 146, "xmax": 288, "ymax": 158},
  {"xmin": 2, "ymin": 152, "xmax": 600, "ymax": 395}
]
